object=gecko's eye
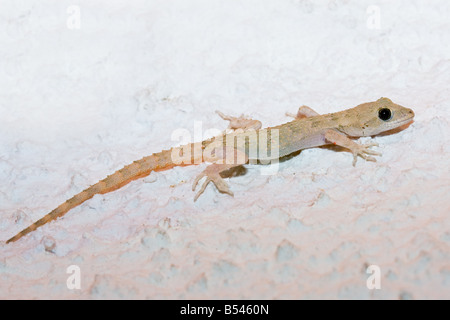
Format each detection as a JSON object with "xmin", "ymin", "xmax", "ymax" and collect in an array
[{"xmin": 378, "ymin": 108, "xmax": 392, "ymax": 121}]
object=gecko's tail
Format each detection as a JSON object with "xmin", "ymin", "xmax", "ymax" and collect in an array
[
  {"xmin": 6, "ymin": 188, "xmax": 95, "ymax": 244},
  {"xmin": 6, "ymin": 148, "xmax": 178, "ymax": 244}
]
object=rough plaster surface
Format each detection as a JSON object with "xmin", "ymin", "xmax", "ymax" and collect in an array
[{"xmin": 0, "ymin": 0, "xmax": 449, "ymax": 299}]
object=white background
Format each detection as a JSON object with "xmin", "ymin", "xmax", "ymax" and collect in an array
[{"xmin": 1, "ymin": 0, "xmax": 449, "ymax": 299}]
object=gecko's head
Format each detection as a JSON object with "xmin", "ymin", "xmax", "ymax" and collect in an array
[{"xmin": 340, "ymin": 98, "xmax": 415, "ymax": 137}]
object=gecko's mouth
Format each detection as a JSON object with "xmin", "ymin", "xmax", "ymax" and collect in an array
[
  {"xmin": 388, "ymin": 116, "xmax": 414, "ymax": 131},
  {"xmin": 392, "ymin": 109, "xmax": 415, "ymax": 126},
  {"xmin": 393, "ymin": 117, "xmax": 414, "ymax": 126}
]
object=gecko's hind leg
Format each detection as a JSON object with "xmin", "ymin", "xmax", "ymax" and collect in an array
[
  {"xmin": 216, "ymin": 110, "xmax": 262, "ymax": 131},
  {"xmin": 193, "ymin": 146, "xmax": 248, "ymax": 201},
  {"xmin": 192, "ymin": 163, "xmax": 239, "ymax": 201},
  {"xmin": 286, "ymin": 105, "xmax": 320, "ymax": 119}
]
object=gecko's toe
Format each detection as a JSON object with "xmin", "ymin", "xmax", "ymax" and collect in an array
[
  {"xmin": 363, "ymin": 142, "xmax": 379, "ymax": 148},
  {"xmin": 363, "ymin": 149, "xmax": 382, "ymax": 156},
  {"xmin": 192, "ymin": 172, "xmax": 206, "ymax": 191},
  {"xmin": 352, "ymin": 154, "xmax": 358, "ymax": 167},
  {"xmin": 193, "ymin": 178, "xmax": 211, "ymax": 202},
  {"xmin": 363, "ymin": 155, "xmax": 377, "ymax": 162}
]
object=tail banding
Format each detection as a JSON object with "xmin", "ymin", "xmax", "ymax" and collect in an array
[{"xmin": 6, "ymin": 149, "xmax": 175, "ymax": 243}]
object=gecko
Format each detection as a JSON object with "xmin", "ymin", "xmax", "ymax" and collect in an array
[{"xmin": 5, "ymin": 97, "xmax": 414, "ymax": 243}]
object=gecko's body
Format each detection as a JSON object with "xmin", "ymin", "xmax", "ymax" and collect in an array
[{"xmin": 6, "ymin": 98, "xmax": 414, "ymax": 243}]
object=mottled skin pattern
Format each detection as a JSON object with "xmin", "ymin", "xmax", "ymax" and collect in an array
[{"xmin": 6, "ymin": 98, "xmax": 414, "ymax": 243}]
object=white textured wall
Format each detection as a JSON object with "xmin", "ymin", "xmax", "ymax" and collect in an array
[{"xmin": 1, "ymin": 0, "xmax": 449, "ymax": 299}]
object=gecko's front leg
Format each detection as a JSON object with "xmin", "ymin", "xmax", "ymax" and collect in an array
[{"xmin": 324, "ymin": 129, "xmax": 381, "ymax": 166}]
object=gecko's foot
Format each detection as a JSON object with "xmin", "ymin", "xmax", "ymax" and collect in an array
[
  {"xmin": 192, "ymin": 164, "xmax": 234, "ymax": 201},
  {"xmin": 216, "ymin": 110, "xmax": 262, "ymax": 131},
  {"xmin": 352, "ymin": 142, "xmax": 381, "ymax": 166}
]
